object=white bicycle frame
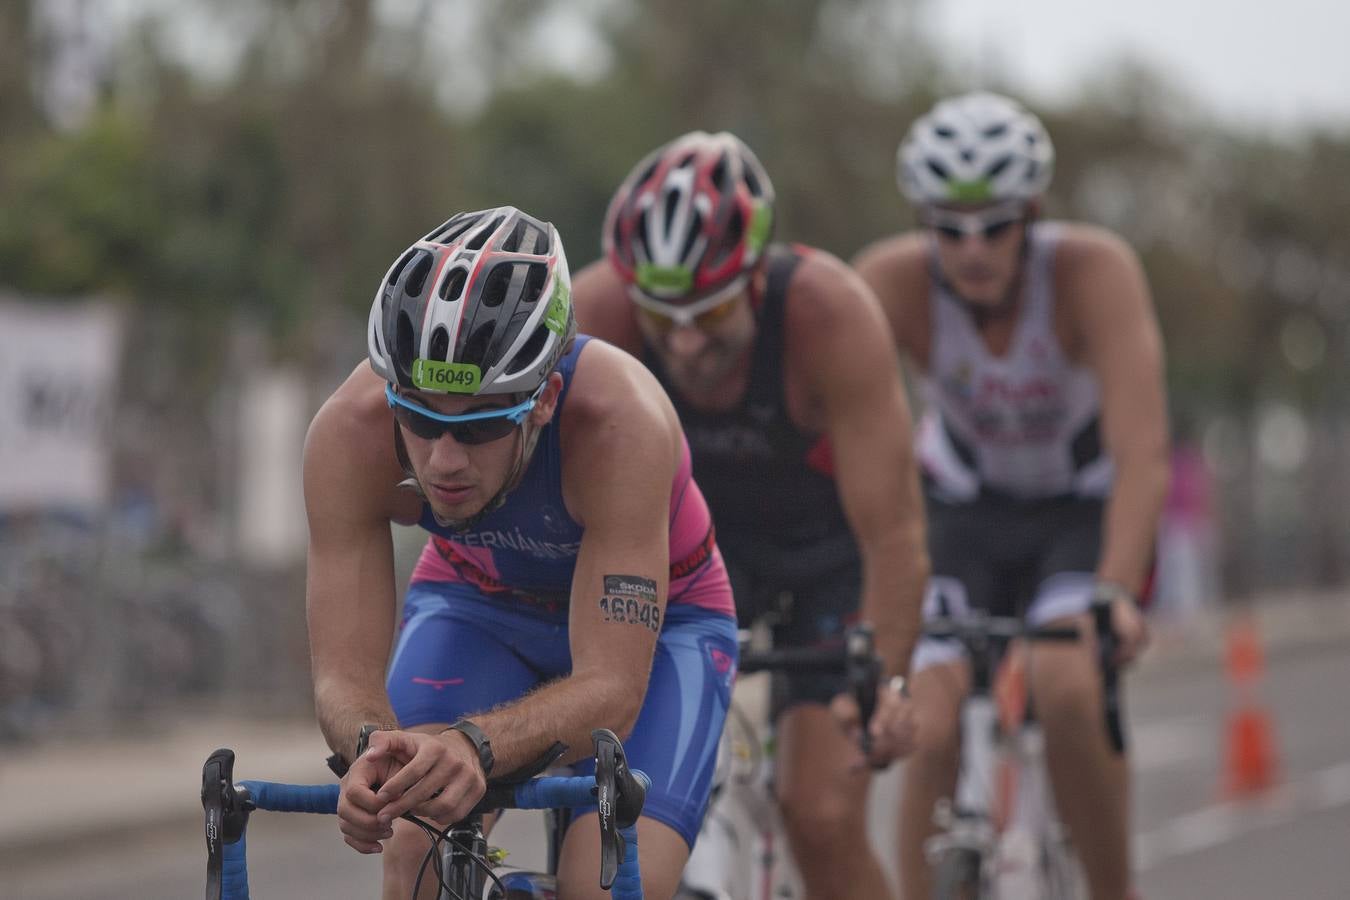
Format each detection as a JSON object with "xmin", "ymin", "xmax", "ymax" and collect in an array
[
  {"xmin": 680, "ymin": 671, "xmax": 804, "ymax": 900},
  {"xmin": 925, "ymin": 657, "xmax": 1087, "ymax": 900}
]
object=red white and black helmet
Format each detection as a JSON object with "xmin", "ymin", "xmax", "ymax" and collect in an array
[
  {"xmin": 367, "ymin": 207, "xmax": 575, "ymax": 397},
  {"xmin": 603, "ymin": 131, "xmax": 775, "ymax": 305}
]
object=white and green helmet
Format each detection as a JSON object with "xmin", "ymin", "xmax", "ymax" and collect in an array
[
  {"xmin": 367, "ymin": 207, "xmax": 576, "ymax": 397},
  {"xmin": 897, "ymin": 92, "xmax": 1054, "ymax": 206}
]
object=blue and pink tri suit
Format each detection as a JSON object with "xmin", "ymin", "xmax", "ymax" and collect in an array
[{"xmin": 386, "ymin": 336, "xmax": 738, "ymax": 848}]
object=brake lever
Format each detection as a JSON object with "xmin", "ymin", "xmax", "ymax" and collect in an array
[
  {"xmin": 845, "ymin": 624, "xmax": 882, "ymax": 760},
  {"xmin": 202, "ymin": 748, "xmax": 252, "ymax": 900},
  {"xmin": 1091, "ymin": 598, "xmax": 1127, "ymax": 756},
  {"xmin": 591, "ymin": 728, "xmax": 646, "ymax": 890}
]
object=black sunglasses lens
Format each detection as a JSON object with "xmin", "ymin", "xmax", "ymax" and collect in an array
[
  {"xmin": 451, "ymin": 417, "xmax": 518, "ymax": 445},
  {"xmin": 393, "ymin": 399, "xmax": 521, "ymax": 445},
  {"xmin": 394, "ymin": 406, "xmax": 447, "ymax": 441},
  {"xmin": 935, "ymin": 225, "xmax": 965, "ymax": 241}
]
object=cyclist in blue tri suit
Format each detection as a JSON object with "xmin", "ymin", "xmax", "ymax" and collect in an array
[
  {"xmin": 573, "ymin": 131, "xmax": 929, "ymax": 900},
  {"xmin": 855, "ymin": 92, "xmax": 1169, "ymax": 900},
  {"xmin": 302, "ymin": 206, "xmax": 739, "ymax": 900}
]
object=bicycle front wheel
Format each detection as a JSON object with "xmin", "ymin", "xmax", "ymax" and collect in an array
[
  {"xmin": 931, "ymin": 847, "xmax": 982, "ymax": 900},
  {"xmin": 1042, "ymin": 839, "xmax": 1088, "ymax": 900}
]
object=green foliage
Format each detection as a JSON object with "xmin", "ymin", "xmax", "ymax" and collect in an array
[{"xmin": 2, "ymin": 0, "xmax": 1349, "ymax": 418}]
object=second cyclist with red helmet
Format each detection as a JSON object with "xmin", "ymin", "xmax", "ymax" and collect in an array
[{"xmin": 574, "ymin": 131, "xmax": 930, "ymax": 900}]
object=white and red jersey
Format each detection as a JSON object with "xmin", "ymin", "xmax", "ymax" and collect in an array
[{"xmin": 917, "ymin": 223, "xmax": 1112, "ymax": 502}]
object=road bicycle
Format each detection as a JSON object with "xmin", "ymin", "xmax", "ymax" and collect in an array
[
  {"xmin": 678, "ymin": 623, "xmax": 883, "ymax": 900},
  {"xmin": 202, "ymin": 728, "xmax": 650, "ymax": 899},
  {"xmin": 923, "ymin": 597, "xmax": 1124, "ymax": 900}
]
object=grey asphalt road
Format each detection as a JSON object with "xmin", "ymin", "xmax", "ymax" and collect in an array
[{"xmin": 8, "ymin": 637, "xmax": 1350, "ymax": 899}]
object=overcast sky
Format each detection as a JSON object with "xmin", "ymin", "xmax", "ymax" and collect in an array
[{"xmin": 922, "ymin": 0, "xmax": 1350, "ymax": 133}]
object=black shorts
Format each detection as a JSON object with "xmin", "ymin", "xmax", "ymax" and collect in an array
[
  {"xmin": 722, "ymin": 539, "xmax": 861, "ymax": 718},
  {"xmin": 915, "ymin": 490, "xmax": 1104, "ymax": 671}
]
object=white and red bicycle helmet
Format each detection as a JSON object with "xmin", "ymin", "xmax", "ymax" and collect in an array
[
  {"xmin": 603, "ymin": 131, "xmax": 775, "ymax": 304},
  {"xmin": 368, "ymin": 206, "xmax": 576, "ymax": 397}
]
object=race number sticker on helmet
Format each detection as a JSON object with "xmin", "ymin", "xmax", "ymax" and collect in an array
[
  {"xmin": 898, "ymin": 92, "xmax": 1055, "ymax": 206},
  {"xmin": 367, "ymin": 206, "xmax": 577, "ymax": 396},
  {"xmin": 412, "ymin": 359, "xmax": 482, "ymax": 394}
]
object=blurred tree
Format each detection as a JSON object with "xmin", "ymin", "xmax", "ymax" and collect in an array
[{"xmin": 2, "ymin": 0, "xmax": 1350, "ymax": 592}]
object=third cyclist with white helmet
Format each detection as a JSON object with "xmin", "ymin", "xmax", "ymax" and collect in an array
[
  {"xmin": 573, "ymin": 131, "xmax": 930, "ymax": 900},
  {"xmin": 854, "ymin": 93, "xmax": 1170, "ymax": 900}
]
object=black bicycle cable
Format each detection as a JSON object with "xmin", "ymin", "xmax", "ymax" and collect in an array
[{"xmin": 404, "ymin": 811, "xmax": 508, "ymax": 900}]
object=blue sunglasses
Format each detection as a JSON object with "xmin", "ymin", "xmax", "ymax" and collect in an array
[{"xmin": 385, "ymin": 384, "xmax": 538, "ymax": 445}]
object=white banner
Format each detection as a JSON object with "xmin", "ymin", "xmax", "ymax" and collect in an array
[{"xmin": 0, "ymin": 296, "xmax": 123, "ymax": 511}]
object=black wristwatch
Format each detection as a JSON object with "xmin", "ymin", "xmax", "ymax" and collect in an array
[
  {"xmin": 355, "ymin": 723, "xmax": 381, "ymax": 758},
  {"xmin": 443, "ymin": 719, "xmax": 495, "ymax": 777},
  {"xmin": 326, "ymin": 723, "xmax": 384, "ymax": 778}
]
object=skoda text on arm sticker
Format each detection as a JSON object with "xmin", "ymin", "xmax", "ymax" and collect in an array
[
  {"xmin": 598, "ymin": 575, "xmax": 661, "ymax": 634},
  {"xmin": 412, "ymin": 358, "xmax": 482, "ymax": 393}
]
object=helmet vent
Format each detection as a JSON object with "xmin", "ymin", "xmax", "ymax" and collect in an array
[
  {"xmin": 424, "ymin": 218, "xmax": 458, "ymax": 243},
  {"xmin": 428, "ymin": 326, "xmax": 450, "ymax": 361},
  {"xmin": 505, "ymin": 324, "xmax": 549, "ymax": 376},
  {"xmin": 466, "ymin": 216, "xmax": 504, "ymax": 252},
  {"xmin": 710, "ymin": 155, "xmax": 729, "ymax": 191},
  {"xmin": 743, "ymin": 166, "xmax": 763, "ymax": 197},
  {"xmin": 983, "ymin": 123, "xmax": 1009, "ymax": 140},
  {"xmin": 986, "ymin": 155, "xmax": 1013, "ymax": 179},
  {"xmin": 504, "ymin": 219, "xmax": 545, "ymax": 254},
  {"xmin": 708, "ymin": 208, "xmax": 743, "ymax": 269},
  {"xmin": 926, "ymin": 159, "xmax": 951, "ymax": 181},
  {"xmin": 480, "ymin": 261, "xmax": 519, "ymax": 308},
  {"xmin": 462, "ymin": 322, "xmax": 494, "ymax": 368},
  {"xmin": 934, "ymin": 126, "xmax": 957, "ymax": 139},
  {"xmin": 394, "ymin": 311, "xmax": 417, "ymax": 383},
  {"xmin": 521, "ymin": 262, "xmax": 548, "ymax": 304},
  {"xmin": 634, "ymin": 160, "xmax": 659, "ymax": 189},
  {"xmin": 404, "ymin": 250, "xmax": 434, "ymax": 298},
  {"xmin": 440, "ymin": 266, "xmax": 468, "ymax": 302},
  {"xmin": 679, "ymin": 212, "xmax": 702, "ymax": 264},
  {"xmin": 387, "ymin": 247, "xmax": 419, "ymax": 289},
  {"xmin": 663, "ymin": 189, "xmax": 682, "ymax": 232}
]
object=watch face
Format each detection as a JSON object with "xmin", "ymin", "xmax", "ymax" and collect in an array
[{"xmin": 357, "ymin": 724, "xmax": 379, "ymax": 757}]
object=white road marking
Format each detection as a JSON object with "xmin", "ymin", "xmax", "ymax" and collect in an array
[{"xmin": 1134, "ymin": 760, "xmax": 1350, "ymax": 871}]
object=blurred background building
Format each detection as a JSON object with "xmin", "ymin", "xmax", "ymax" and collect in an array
[{"xmin": 2, "ymin": 0, "xmax": 1348, "ymax": 743}]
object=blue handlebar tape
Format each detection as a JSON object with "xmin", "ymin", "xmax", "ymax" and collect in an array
[
  {"xmin": 240, "ymin": 781, "xmax": 340, "ymax": 813},
  {"xmin": 222, "ymin": 833, "xmax": 250, "ymax": 900}
]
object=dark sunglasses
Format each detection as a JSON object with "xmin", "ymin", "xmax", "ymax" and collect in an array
[{"xmin": 385, "ymin": 384, "xmax": 537, "ymax": 445}]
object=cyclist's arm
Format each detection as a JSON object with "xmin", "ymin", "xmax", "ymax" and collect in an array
[
  {"xmin": 467, "ymin": 344, "xmax": 676, "ymax": 772},
  {"xmin": 792, "ymin": 251, "xmax": 930, "ymax": 677},
  {"xmin": 1065, "ymin": 228, "xmax": 1170, "ymax": 596},
  {"xmin": 571, "ymin": 258, "xmax": 646, "ymax": 356},
  {"xmin": 302, "ymin": 376, "xmax": 407, "ymax": 764}
]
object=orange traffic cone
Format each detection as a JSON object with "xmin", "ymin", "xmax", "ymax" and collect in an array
[{"xmin": 1221, "ymin": 613, "xmax": 1278, "ymax": 797}]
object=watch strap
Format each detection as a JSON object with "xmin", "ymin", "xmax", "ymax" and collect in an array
[{"xmin": 443, "ymin": 718, "xmax": 495, "ymax": 776}]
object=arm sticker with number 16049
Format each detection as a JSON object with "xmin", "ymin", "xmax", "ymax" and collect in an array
[{"xmin": 598, "ymin": 575, "xmax": 661, "ymax": 634}]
